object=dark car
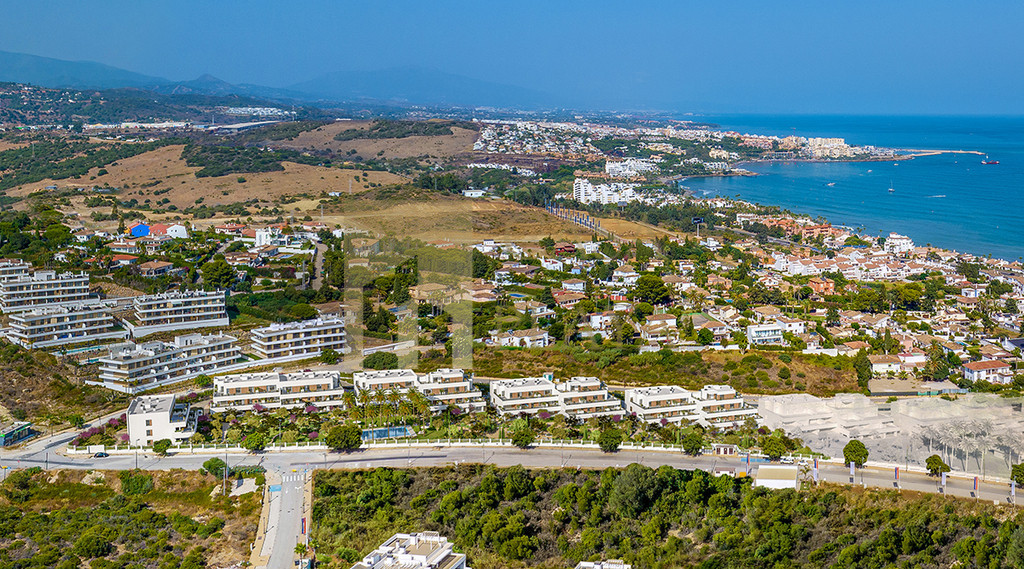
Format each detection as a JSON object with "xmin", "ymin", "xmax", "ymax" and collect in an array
[{"xmin": 93, "ymin": 452, "xmax": 109, "ymax": 458}]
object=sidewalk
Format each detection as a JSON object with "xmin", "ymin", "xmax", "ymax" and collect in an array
[{"xmin": 248, "ymin": 471, "xmax": 279, "ymax": 569}]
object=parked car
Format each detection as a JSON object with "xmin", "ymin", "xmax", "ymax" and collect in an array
[{"xmin": 93, "ymin": 452, "xmax": 109, "ymax": 458}]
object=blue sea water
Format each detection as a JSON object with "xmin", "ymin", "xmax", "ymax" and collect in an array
[{"xmin": 680, "ymin": 115, "xmax": 1024, "ymax": 261}]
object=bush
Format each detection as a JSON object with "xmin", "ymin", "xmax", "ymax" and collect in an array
[
  {"xmin": 778, "ymin": 366, "xmax": 791, "ymax": 380},
  {"xmin": 326, "ymin": 424, "xmax": 362, "ymax": 452},
  {"xmin": 512, "ymin": 430, "xmax": 535, "ymax": 449},
  {"xmin": 202, "ymin": 457, "xmax": 230, "ymax": 479},
  {"xmin": 597, "ymin": 429, "xmax": 622, "ymax": 453},
  {"xmin": 118, "ymin": 470, "xmax": 153, "ymax": 496},
  {"xmin": 843, "ymin": 439, "xmax": 869, "ymax": 467},
  {"xmin": 363, "ymin": 351, "xmax": 399, "ymax": 370},
  {"xmin": 682, "ymin": 432, "xmax": 704, "ymax": 456},
  {"xmin": 152, "ymin": 439, "xmax": 172, "ymax": 455},
  {"xmin": 72, "ymin": 530, "xmax": 112, "ymax": 558}
]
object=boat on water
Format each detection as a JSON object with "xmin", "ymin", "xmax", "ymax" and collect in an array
[
  {"xmin": 826, "ymin": 182, "xmax": 836, "ymax": 187},
  {"xmin": 982, "ymin": 155, "xmax": 999, "ymax": 165},
  {"xmin": 888, "ymin": 179, "xmax": 895, "ymax": 193}
]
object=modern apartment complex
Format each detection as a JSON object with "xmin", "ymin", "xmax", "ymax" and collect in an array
[
  {"xmin": 0, "ymin": 270, "xmax": 92, "ymax": 313},
  {"xmin": 92, "ymin": 333, "xmax": 240, "ymax": 393},
  {"xmin": 124, "ymin": 289, "xmax": 229, "ymax": 337},
  {"xmin": 489, "ymin": 374, "xmax": 623, "ymax": 419},
  {"xmin": 0, "ymin": 259, "xmax": 30, "ymax": 283},
  {"xmin": 211, "ymin": 370, "xmax": 347, "ymax": 412},
  {"xmin": 126, "ymin": 393, "xmax": 201, "ymax": 447},
  {"xmin": 250, "ymin": 317, "xmax": 347, "ymax": 360},
  {"xmin": 625, "ymin": 384, "xmax": 756, "ymax": 428},
  {"xmin": 6, "ymin": 302, "xmax": 128, "ymax": 349},
  {"xmin": 351, "ymin": 532, "xmax": 468, "ymax": 569},
  {"xmin": 414, "ymin": 368, "xmax": 486, "ymax": 412},
  {"xmin": 353, "ymin": 369, "xmax": 418, "ymax": 397}
]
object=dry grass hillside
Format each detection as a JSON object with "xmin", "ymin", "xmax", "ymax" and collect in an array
[
  {"xmin": 271, "ymin": 120, "xmax": 479, "ymax": 160},
  {"xmin": 8, "ymin": 144, "xmax": 407, "ymax": 209}
]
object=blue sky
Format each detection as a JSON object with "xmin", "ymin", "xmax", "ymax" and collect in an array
[{"xmin": 2, "ymin": 0, "xmax": 1022, "ymax": 114}]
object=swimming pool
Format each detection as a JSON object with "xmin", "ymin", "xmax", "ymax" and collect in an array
[{"xmin": 361, "ymin": 426, "xmax": 416, "ymax": 441}]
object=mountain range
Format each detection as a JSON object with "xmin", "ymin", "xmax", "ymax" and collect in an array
[{"xmin": 0, "ymin": 50, "xmax": 555, "ymax": 109}]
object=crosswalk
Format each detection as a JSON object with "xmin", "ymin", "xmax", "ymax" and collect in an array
[{"xmin": 282, "ymin": 474, "xmax": 306, "ymax": 483}]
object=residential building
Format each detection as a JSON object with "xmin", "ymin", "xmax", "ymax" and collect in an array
[
  {"xmin": 868, "ymin": 355, "xmax": 902, "ymax": 375},
  {"xmin": 351, "ymin": 532, "xmax": 468, "ymax": 569},
  {"xmin": 414, "ymin": 369, "xmax": 486, "ymax": 412},
  {"xmin": 127, "ymin": 222, "xmax": 150, "ymax": 237},
  {"xmin": 963, "ymin": 360, "xmax": 1012, "ymax": 384},
  {"xmin": 91, "ymin": 333, "xmax": 240, "ymax": 393},
  {"xmin": 0, "ymin": 259, "xmax": 30, "ymax": 283},
  {"xmin": 250, "ymin": 317, "xmax": 348, "ymax": 360},
  {"xmin": 626, "ymin": 385, "xmax": 756, "ymax": 428},
  {"xmin": 746, "ymin": 323, "xmax": 785, "ymax": 345},
  {"xmin": 491, "ymin": 328, "xmax": 550, "ymax": 348},
  {"xmin": 490, "ymin": 376, "xmax": 561, "ymax": 416},
  {"xmin": 138, "ymin": 260, "xmax": 175, "ymax": 277},
  {"xmin": 126, "ymin": 394, "xmax": 201, "ymax": 447},
  {"xmin": 576, "ymin": 561, "xmax": 631, "ymax": 569},
  {"xmin": 554, "ymin": 376, "xmax": 623, "ymax": 419},
  {"xmin": 6, "ymin": 303, "xmax": 128, "ymax": 349},
  {"xmin": 0, "ymin": 270, "xmax": 91, "ymax": 313},
  {"xmin": 125, "ymin": 290, "xmax": 229, "ymax": 337},
  {"xmin": 148, "ymin": 223, "xmax": 189, "ymax": 239},
  {"xmin": 353, "ymin": 369, "xmax": 418, "ymax": 397},
  {"xmin": 211, "ymin": 370, "xmax": 347, "ymax": 412}
]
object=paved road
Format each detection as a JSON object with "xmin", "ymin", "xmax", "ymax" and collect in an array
[
  {"xmin": 1, "ymin": 444, "xmax": 1018, "ymax": 566},
  {"xmin": 311, "ymin": 243, "xmax": 327, "ymax": 290}
]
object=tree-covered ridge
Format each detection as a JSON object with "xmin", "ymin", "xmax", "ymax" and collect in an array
[
  {"xmin": 0, "ymin": 468, "xmax": 259, "ymax": 569},
  {"xmin": 333, "ymin": 119, "xmax": 472, "ymax": 141},
  {"xmin": 312, "ymin": 465, "xmax": 1024, "ymax": 569},
  {"xmin": 0, "ymin": 137, "xmax": 181, "ymax": 191},
  {"xmin": 180, "ymin": 143, "xmax": 326, "ymax": 177}
]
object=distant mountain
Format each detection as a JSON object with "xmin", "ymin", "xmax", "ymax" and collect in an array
[
  {"xmin": 289, "ymin": 66, "xmax": 556, "ymax": 108},
  {"xmin": 0, "ymin": 50, "xmax": 169, "ymax": 89}
]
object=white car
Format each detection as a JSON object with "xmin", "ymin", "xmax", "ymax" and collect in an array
[{"xmin": 780, "ymin": 456, "xmax": 795, "ymax": 464}]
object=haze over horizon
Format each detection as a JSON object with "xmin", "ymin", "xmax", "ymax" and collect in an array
[{"xmin": 2, "ymin": 0, "xmax": 1022, "ymax": 115}]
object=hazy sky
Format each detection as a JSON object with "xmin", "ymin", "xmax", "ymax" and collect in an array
[{"xmin": 3, "ymin": 0, "xmax": 1022, "ymax": 114}]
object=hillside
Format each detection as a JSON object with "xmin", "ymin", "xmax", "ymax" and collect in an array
[
  {"xmin": 267, "ymin": 119, "xmax": 479, "ymax": 162},
  {"xmin": 313, "ymin": 465, "xmax": 1024, "ymax": 569}
]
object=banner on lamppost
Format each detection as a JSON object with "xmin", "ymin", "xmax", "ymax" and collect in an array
[
  {"xmin": 850, "ymin": 463, "xmax": 855, "ymax": 477},
  {"xmin": 895, "ymin": 467, "xmax": 900, "ymax": 481},
  {"xmin": 941, "ymin": 471, "xmax": 946, "ymax": 486}
]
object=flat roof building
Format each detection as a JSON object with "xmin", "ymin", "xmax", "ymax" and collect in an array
[
  {"xmin": 490, "ymin": 374, "xmax": 622, "ymax": 419},
  {"xmin": 0, "ymin": 270, "xmax": 92, "ymax": 313},
  {"xmin": 414, "ymin": 368, "xmax": 486, "ymax": 413},
  {"xmin": 6, "ymin": 302, "xmax": 128, "ymax": 349},
  {"xmin": 125, "ymin": 290, "xmax": 229, "ymax": 337},
  {"xmin": 626, "ymin": 384, "xmax": 757, "ymax": 428},
  {"xmin": 126, "ymin": 394, "xmax": 201, "ymax": 447},
  {"xmin": 351, "ymin": 532, "xmax": 469, "ymax": 569},
  {"xmin": 212, "ymin": 370, "xmax": 346, "ymax": 412},
  {"xmin": 353, "ymin": 369, "xmax": 418, "ymax": 397},
  {"xmin": 251, "ymin": 317, "xmax": 347, "ymax": 360},
  {"xmin": 91, "ymin": 333, "xmax": 240, "ymax": 394}
]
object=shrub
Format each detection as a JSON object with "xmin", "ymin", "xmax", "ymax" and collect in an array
[
  {"xmin": 362, "ymin": 351, "xmax": 399, "ymax": 370},
  {"xmin": 597, "ymin": 429, "xmax": 622, "ymax": 453},
  {"xmin": 512, "ymin": 430, "xmax": 535, "ymax": 449}
]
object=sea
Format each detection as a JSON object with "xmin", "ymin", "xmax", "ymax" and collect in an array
[{"xmin": 679, "ymin": 115, "xmax": 1024, "ymax": 261}]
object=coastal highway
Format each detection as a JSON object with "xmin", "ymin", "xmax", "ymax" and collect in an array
[{"xmin": 0, "ymin": 445, "xmax": 1017, "ymax": 566}]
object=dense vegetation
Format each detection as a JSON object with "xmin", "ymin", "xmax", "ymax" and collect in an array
[
  {"xmin": 0, "ymin": 468, "xmax": 259, "ymax": 568},
  {"xmin": 0, "ymin": 137, "xmax": 181, "ymax": 191},
  {"xmin": 333, "ymin": 119, "xmax": 471, "ymax": 141},
  {"xmin": 312, "ymin": 465, "xmax": 1024, "ymax": 569},
  {"xmin": 180, "ymin": 143, "xmax": 326, "ymax": 177},
  {"xmin": 233, "ymin": 120, "xmax": 331, "ymax": 143}
]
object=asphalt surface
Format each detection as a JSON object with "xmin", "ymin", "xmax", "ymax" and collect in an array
[{"xmin": 1, "ymin": 439, "xmax": 1018, "ymax": 566}]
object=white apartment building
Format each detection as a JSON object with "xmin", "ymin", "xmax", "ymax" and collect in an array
[
  {"xmin": 884, "ymin": 232, "xmax": 915, "ymax": 254},
  {"xmin": 211, "ymin": 370, "xmax": 347, "ymax": 412},
  {"xmin": 126, "ymin": 394, "xmax": 201, "ymax": 447},
  {"xmin": 353, "ymin": 368, "xmax": 418, "ymax": 397},
  {"xmin": 0, "ymin": 270, "xmax": 92, "ymax": 313},
  {"xmin": 92, "ymin": 333, "xmax": 240, "ymax": 393},
  {"xmin": 351, "ymin": 532, "xmax": 468, "ymax": 569},
  {"xmin": 0, "ymin": 259, "xmax": 30, "ymax": 283},
  {"xmin": 555, "ymin": 376, "xmax": 623, "ymax": 419},
  {"xmin": 490, "ymin": 376, "xmax": 560, "ymax": 416},
  {"xmin": 250, "ymin": 317, "xmax": 348, "ymax": 360},
  {"xmin": 6, "ymin": 302, "xmax": 128, "ymax": 349},
  {"xmin": 605, "ymin": 158, "xmax": 656, "ymax": 178},
  {"xmin": 414, "ymin": 368, "xmax": 486, "ymax": 412},
  {"xmin": 490, "ymin": 374, "xmax": 622, "ymax": 419},
  {"xmin": 572, "ymin": 178, "xmax": 639, "ymax": 205},
  {"xmin": 125, "ymin": 290, "xmax": 229, "ymax": 337},
  {"xmin": 626, "ymin": 384, "xmax": 757, "ymax": 428}
]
